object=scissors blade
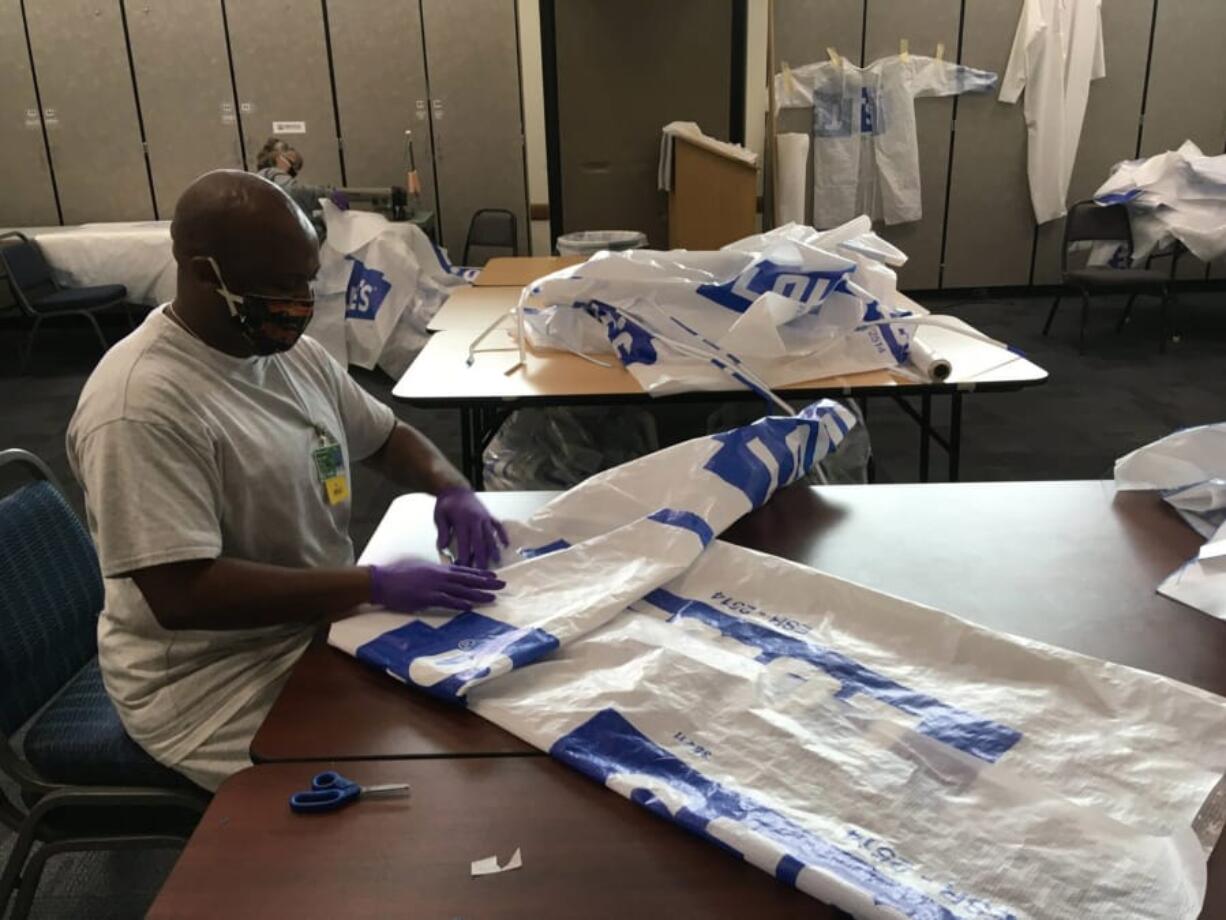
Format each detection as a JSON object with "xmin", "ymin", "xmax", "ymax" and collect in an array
[{"xmin": 360, "ymin": 783, "xmax": 412, "ymax": 797}]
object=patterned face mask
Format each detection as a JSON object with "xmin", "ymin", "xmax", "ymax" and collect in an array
[{"xmin": 195, "ymin": 256, "xmax": 314, "ymax": 355}]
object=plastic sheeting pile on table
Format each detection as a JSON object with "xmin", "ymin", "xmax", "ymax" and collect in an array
[
  {"xmin": 517, "ymin": 218, "xmax": 990, "ymax": 411},
  {"xmin": 1093, "ymin": 140, "xmax": 1226, "ymax": 265},
  {"xmin": 1116, "ymin": 423, "xmax": 1226, "ymax": 620},
  {"xmin": 332, "ymin": 404, "xmax": 1226, "ymax": 919}
]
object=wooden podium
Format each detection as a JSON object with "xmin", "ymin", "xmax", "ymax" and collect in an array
[{"xmin": 666, "ymin": 134, "xmax": 759, "ymax": 250}]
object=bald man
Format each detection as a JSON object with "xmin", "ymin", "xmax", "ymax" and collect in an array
[{"xmin": 67, "ymin": 171, "xmax": 506, "ymax": 790}]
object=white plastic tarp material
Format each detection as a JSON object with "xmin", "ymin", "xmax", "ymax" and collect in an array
[
  {"xmin": 1093, "ymin": 141, "xmax": 1226, "ymax": 264},
  {"xmin": 1116, "ymin": 424, "xmax": 1226, "ymax": 620},
  {"xmin": 518, "ymin": 219, "xmax": 992, "ymax": 407},
  {"xmin": 31, "ymin": 221, "xmax": 176, "ymax": 307},
  {"xmin": 333, "ymin": 405, "xmax": 1226, "ymax": 919},
  {"xmin": 310, "ymin": 201, "xmax": 474, "ymax": 374}
]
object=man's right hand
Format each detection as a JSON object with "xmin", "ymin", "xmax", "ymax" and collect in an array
[{"xmin": 369, "ymin": 559, "xmax": 505, "ymax": 612}]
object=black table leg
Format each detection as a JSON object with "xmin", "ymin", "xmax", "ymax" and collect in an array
[
  {"xmin": 856, "ymin": 397, "xmax": 876, "ymax": 483},
  {"xmin": 471, "ymin": 408, "xmax": 488, "ymax": 491},
  {"xmin": 460, "ymin": 408, "xmax": 477, "ymax": 487},
  {"xmin": 949, "ymin": 391, "xmax": 963, "ymax": 482},
  {"xmin": 919, "ymin": 394, "xmax": 932, "ymax": 483}
]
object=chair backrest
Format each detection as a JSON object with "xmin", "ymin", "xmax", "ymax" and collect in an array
[
  {"xmin": 463, "ymin": 208, "xmax": 518, "ymax": 265},
  {"xmin": 0, "ymin": 232, "xmax": 57, "ymax": 311},
  {"xmin": 0, "ymin": 450, "xmax": 101, "ymax": 737},
  {"xmin": 1061, "ymin": 200, "xmax": 1133, "ymax": 270}
]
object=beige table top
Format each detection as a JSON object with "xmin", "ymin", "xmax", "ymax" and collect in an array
[
  {"xmin": 472, "ymin": 255, "xmax": 585, "ymax": 286},
  {"xmin": 427, "ymin": 284, "xmax": 533, "ymax": 333},
  {"xmin": 395, "ymin": 303, "xmax": 1047, "ymax": 404}
]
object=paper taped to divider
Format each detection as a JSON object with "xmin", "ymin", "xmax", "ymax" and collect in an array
[
  {"xmin": 775, "ymin": 133, "xmax": 810, "ymax": 226},
  {"xmin": 332, "ymin": 404, "xmax": 1226, "ymax": 918}
]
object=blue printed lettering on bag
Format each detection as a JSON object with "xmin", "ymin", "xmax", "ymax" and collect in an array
[{"xmin": 343, "ymin": 257, "xmax": 392, "ymax": 320}]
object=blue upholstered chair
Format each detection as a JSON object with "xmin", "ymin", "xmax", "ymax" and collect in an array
[
  {"xmin": 0, "ymin": 231, "xmax": 129, "ymax": 373},
  {"xmin": 0, "ymin": 449, "xmax": 207, "ymax": 920}
]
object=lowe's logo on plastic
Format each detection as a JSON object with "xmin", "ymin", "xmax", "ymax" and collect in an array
[
  {"xmin": 343, "ymin": 257, "xmax": 391, "ymax": 320},
  {"xmin": 587, "ymin": 301, "xmax": 658, "ymax": 366},
  {"xmin": 697, "ymin": 259, "xmax": 850, "ymax": 314}
]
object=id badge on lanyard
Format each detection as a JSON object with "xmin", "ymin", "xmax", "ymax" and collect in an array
[{"xmin": 310, "ymin": 430, "xmax": 349, "ymax": 506}]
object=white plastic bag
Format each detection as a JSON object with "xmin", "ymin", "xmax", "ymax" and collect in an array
[
  {"xmin": 1116, "ymin": 424, "xmax": 1226, "ymax": 619},
  {"xmin": 333, "ymin": 404, "xmax": 1226, "ymax": 918},
  {"xmin": 483, "ymin": 407, "xmax": 658, "ymax": 490},
  {"xmin": 312, "ymin": 202, "xmax": 472, "ymax": 374},
  {"xmin": 1094, "ymin": 141, "xmax": 1226, "ymax": 264}
]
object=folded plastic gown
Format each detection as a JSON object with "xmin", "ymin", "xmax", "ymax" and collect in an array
[
  {"xmin": 518, "ymin": 218, "xmax": 972, "ymax": 410},
  {"xmin": 310, "ymin": 200, "xmax": 474, "ymax": 374},
  {"xmin": 1093, "ymin": 140, "xmax": 1226, "ymax": 264},
  {"xmin": 1116, "ymin": 423, "xmax": 1226, "ymax": 620},
  {"xmin": 333, "ymin": 404, "xmax": 1226, "ymax": 919}
]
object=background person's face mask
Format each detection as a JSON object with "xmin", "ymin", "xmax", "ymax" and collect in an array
[{"xmin": 195, "ymin": 256, "xmax": 314, "ymax": 355}]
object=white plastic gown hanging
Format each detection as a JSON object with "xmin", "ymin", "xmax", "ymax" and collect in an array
[
  {"xmin": 331, "ymin": 404, "xmax": 1226, "ymax": 919},
  {"xmin": 775, "ymin": 55, "xmax": 997, "ymax": 227},
  {"xmin": 1000, "ymin": 0, "xmax": 1106, "ymax": 224}
]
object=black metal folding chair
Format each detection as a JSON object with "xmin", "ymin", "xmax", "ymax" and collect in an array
[
  {"xmin": 462, "ymin": 208, "xmax": 519, "ymax": 266},
  {"xmin": 1045, "ymin": 200, "xmax": 1176, "ymax": 353},
  {"xmin": 0, "ymin": 232, "xmax": 129, "ymax": 372}
]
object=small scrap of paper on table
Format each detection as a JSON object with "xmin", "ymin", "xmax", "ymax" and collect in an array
[{"xmin": 471, "ymin": 848, "xmax": 522, "ymax": 877}]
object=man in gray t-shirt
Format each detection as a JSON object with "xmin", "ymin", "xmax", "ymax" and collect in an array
[{"xmin": 67, "ymin": 170, "xmax": 506, "ymax": 791}]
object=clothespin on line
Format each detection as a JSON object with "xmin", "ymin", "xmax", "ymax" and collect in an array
[
  {"xmin": 935, "ymin": 42, "xmax": 945, "ymax": 62},
  {"xmin": 899, "ymin": 39, "xmax": 909, "ymax": 62},
  {"xmin": 826, "ymin": 46, "xmax": 841, "ymax": 67},
  {"xmin": 781, "ymin": 60, "xmax": 799, "ymax": 96}
]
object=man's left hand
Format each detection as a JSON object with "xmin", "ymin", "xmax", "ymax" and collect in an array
[{"xmin": 434, "ymin": 488, "xmax": 509, "ymax": 569}]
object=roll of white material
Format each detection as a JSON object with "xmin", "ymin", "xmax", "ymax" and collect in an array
[
  {"xmin": 909, "ymin": 336, "xmax": 952, "ymax": 381},
  {"xmin": 775, "ymin": 133, "xmax": 809, "ymax": 226}
]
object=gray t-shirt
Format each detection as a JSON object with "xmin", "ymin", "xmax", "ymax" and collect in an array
[{"xmin": 66, "ymin": 307, "xmax": 395, "ymax": 766}]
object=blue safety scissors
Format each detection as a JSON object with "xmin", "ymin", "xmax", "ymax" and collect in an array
[{"xmin": 288, "ymin": 770, "xmax": 411, "ymax": 815}]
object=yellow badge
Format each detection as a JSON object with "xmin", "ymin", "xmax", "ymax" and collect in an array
[{"xmin": 324, "ymin": 474, "xmax": 350, "ymax": 506}]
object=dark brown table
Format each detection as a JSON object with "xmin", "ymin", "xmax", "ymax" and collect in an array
[
  {"xmin": 237, "ymin": 481, "xmax": 1226, "ymax": 917},
  {"xmin": 148, "ymin": 759, "xmax": 821, "ymax": 919}
]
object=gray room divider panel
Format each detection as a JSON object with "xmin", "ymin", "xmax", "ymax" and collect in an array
[
  {"xmin": 225, "ymin": 0, "xmax": 342, "ymax": 187},
  {"xmin": 862, "ymin": 0, "xmax": 961, "ymax": 290},
  {"xmin": 771, "ymin": 0, "xmax": 864, "ymax": 227},
  {"xmin": 126, "ymin": 0, "xmax": 243, "ymax": 218},
  {"xmin": 421, "ymin": 0, "xmax": 527, "ymax": 261},
  {"xmin": 24, "ymin": 0, "xmax": 153, "ymax": 224},
  {"xmin": 1142, "ymin": 0, "xmax": 1226, "ymax": 280},
  {"xmin": 941, "ymin": 0, "xmax": 1032, "ymax": 288},
  {"xmin": 772, "ymin": 0, "xmax": 863, "ymax": 74},
  {"xmin": 1031, "ymin": 0, "xmax": 1153, "ymax": 285},
  {"xmin": 328, "ymin": 0, "xmax": 438, "ymax": 217},
  {"xmin": 554, "ymin": 0, "xmax": 730, "ymax": 249},
  {"xmin": 0, "ymin": 0, "xmax": 58, "ymax": 226}
]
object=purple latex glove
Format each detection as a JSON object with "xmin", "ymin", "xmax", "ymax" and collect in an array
[
  {"xmin": 370, "ymin": 559, "xmax": 504, "ymax": 612},
  {"xmin": 433, "ymin": 487, "xmax": 509, "ymax": 569},
  {"xmin": 329, "ymin": 189, "xmax": 351, "ymax": 211}
]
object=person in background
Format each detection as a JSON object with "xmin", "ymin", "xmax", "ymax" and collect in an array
[
  {"xmin": 255, "ymin": 136, "xmax": 348, "ymax": 230},
  {"xmin": 66, "ymin": 170, "xmax": 507, "ymax": 791}
]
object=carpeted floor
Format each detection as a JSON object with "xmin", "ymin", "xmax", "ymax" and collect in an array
[{"xmin": 1, "ymin": 287, "xmax": 1223, "ymax": 917}]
